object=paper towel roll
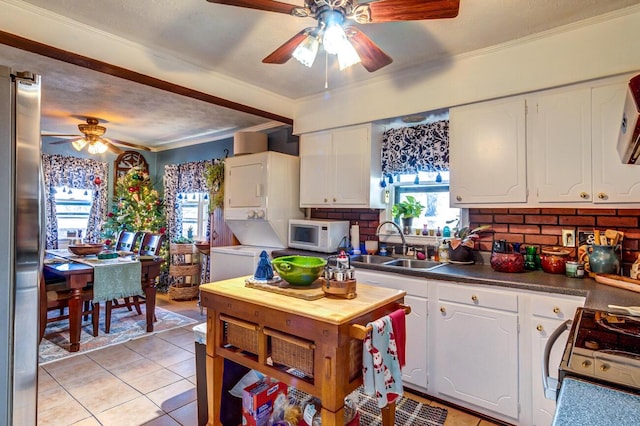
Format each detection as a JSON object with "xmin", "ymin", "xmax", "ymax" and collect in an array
[{"xmin": 351, "ymin": 224, "xmax": 360, "ymax": 250}]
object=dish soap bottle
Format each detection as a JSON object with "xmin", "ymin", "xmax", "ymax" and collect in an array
[{"xmin": 439, "ymin": 240, "xmax": 450, "ymax": 262}]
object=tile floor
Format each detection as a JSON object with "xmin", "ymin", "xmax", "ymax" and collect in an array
[{"xmin": 37, "ymin": 294, "xmax": 502, "ymax": 426}]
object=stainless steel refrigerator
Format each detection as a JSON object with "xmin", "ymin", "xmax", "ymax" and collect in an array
[{"xmin": 0, "ymin": 65, "xmax": 42, "ymax": 425}]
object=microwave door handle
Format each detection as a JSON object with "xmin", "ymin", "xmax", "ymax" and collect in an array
[{"xmin": 542, "ymin": 319, "xmax": 572, "ymax": 400}]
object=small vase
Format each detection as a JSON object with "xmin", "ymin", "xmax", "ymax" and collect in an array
[{"xmin": 422, "ymin": 224, "xmax": 429, "ymax": 236}]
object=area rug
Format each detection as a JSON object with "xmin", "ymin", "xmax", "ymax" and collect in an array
[
  {"xmin": 39, "ymin": 305, "xmax": 197, "ymax": 365},
  {"xmin": 289, "ymin": 386, "xmax": 448, "ymax": 426}
]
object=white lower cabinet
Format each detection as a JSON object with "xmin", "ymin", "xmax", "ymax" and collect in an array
[
  {"xmin": 355, "ymin": 269, "xmax": 428, "ymax": 391},
  {"xmin": 433, "ymin": 282, "xmax": 520, "ymax": 421},
  {"xmin": 529, "ymin": 294, "xmax": 585, "ymax": 426}
]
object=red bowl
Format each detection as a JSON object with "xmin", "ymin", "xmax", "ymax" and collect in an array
[{"xmin": 490, "ymin": 252, "xmax": 525, "ymax": 273}]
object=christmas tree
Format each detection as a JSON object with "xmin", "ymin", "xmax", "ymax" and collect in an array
[{"xmin": 101, "ymin": 167, "xmax": 166, "ymax": 246}]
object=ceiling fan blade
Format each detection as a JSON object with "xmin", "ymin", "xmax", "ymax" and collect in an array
[
  {"xmin": 205, "ymin": 0, "xmax": 300, "ymax": 14},
  {"xmin": 41, "ymin": 133, "xmax": 80, "ymax": 138},
  {"xmin": 105, "ymin": 138, "xmax": 152, "ymax": 152},
  {"xmin": 47, "ymin": 138, "xmax": 79, "ymax": 145},
  {"xmin": 104, "ymin": 141, "xmax": 125, "ymax": 155},
  {"xmin": 348, "ymin": 27, "xmax": 393, "ymax": 72},
  {"xmin": 365, "ymin": 0, "xmax": 459, "ymax": 23},
  {"xmin": 262, "ymin": 29, "xmax": 311, "ymax": 64}
]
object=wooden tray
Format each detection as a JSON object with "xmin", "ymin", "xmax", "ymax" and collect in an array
[
  {"xmin": 595, "ymin": 274, "xmax": 640, "ymax": 293},
  {"xmin": 244, "ymin": 278, "xmax": 325, "ymax": 300}
]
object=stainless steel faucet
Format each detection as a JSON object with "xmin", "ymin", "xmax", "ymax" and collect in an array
[{"xmin": 376, "ymin": 221, "xmax": 407, "ymax": 256}]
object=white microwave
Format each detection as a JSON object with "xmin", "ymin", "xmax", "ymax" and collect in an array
[{"xmin": 288, "ymin": 219, "xmax": 350, "ymax": 253}]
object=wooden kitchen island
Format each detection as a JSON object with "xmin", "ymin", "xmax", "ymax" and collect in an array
[{"xmin": 200, "ymin": 277, "xmax": 406, "ymax": 426}]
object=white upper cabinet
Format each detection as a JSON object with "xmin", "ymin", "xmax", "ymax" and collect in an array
[
  {"xmin": 530, "ymin": 80, "xmax": 640, "ymax": 204},
  {"xmin": 591, "ymin": 82, "xmax": 640, "ymax": 203},
  {"xmin": 530, "ymin": 87, "xmax": 592, "ymax": 203},
  {"xmin": 449, "ymin": 97, "xmax": 528, "ymax": 205},
  {"xmin": 299, "ymin": 124, "xmax": 385, "ymax": 208}
]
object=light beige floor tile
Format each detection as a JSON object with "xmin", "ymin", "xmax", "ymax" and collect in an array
[
  {"xmin": 42, "ymin": 355, "xmax": 104, "ymax": 387},
  {"xmin": 126, "ymin": 368, "xmax": 184, "ymax": 395},
  {"xmin": 37, "ymin": 385, "xmax": 77, "ymax": 413},
  {"xmin": 73, "ymin": 380, "xmax": 142, "ymax": 415},
  {"xmin": 107, "ymin": 356, "xmax": 164, "ymax": 382},
  {"xmin": 86, "ymin": 343, "xmax": 144, "ymax": 369},
  {"xmin": 165, "ymin": 357, "xmax": 196, "ymax": 378},
  {"xmin": 64, "ymin": 370, "xmax": 122, "ymax": 399},
  {"xmin": 95, "ymin": 395, "xmax": 165, "ymax": 426},
  {"xmin": 186, "ymin": 374, "xmax": 197, "ymax": 385},
  {"xmin": 168, "ymin": 400, "xmax": 198, "ymax": 425},
  {"xmin": 142, "ymin": 414, "xmax": 182, "ymax": 426},
  {"xmin": 38, "ymin": 368, "xmax": 59, "ymax": 393},
  {"xmin": 38, "ymin": 397, "xmax": 93, "ymax": 426},
  {"xmin": 145, "ymin": 346, "xmax": 194, "ymax": 368},
  {"xmin": 146, "ymin": 379, "xmax": 196, "ymax": 413},
  {"xmin": 158, "ymin": 329, "xmax": 195, "ymax": 348},
  {"xmin": 180, "ymin": 342, "xmax": 196, "ymax": 354},
  {"xmin": 125, "ymin": 335, "xmax": 181, "ymax": 355},
  {"xmin": 70, "ymin": 417, "xmax": 102, "ymax": 426}
]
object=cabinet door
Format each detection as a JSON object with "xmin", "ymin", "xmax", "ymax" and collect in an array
[
  {"xmin": 332, "ymin": 126, "xmax": 370, "ymax": 206},
  {"xmin": 355, "ymin": 270, "xmax": 429, "ymax": 390},
  {"xmin": 592, "ymin": 83, "xmax": 640, "ymax": 203},
  {"xmin": 531, "ymin": 88, "xmax": 592, "ymax": 203},
  {"xmin": 449, "ymin": 97, "xmax": 527, "ymax": 205},
  {"xmin": 435, "ymin": 301, "xmax": 519, "ymax": 419},
  {"xmin": 530, "ymin": 316, "xmax": 572, "ymax": 426},
  {"xmin": 299, "ymin": 131, "xmax": 333, "ymax": 206},
  {"xmin": 225, "ymin": 155, "xmax": 266, "ymax": 209}
]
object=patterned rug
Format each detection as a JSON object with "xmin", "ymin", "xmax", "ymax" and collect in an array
[
  {"xmin": 39, "ymin": 305, "xmax": 197, "ymax": 365},
  {"xmin": 289, "ymin": 386, "xmax": 448, "ymax": 426}
]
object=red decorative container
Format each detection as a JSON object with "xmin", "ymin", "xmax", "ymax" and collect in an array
[
  {"xmin": 540, "ymin": 247, "xmax": 571, "ymax": 274},
  {"xmin": 490, "ymin": 252, "xmax": 525, "ymax": 273}
]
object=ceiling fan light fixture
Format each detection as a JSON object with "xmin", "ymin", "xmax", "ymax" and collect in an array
[
  {"xmin": 87, "ymin": 139, "xmax": 108, "ymax": 155},
  {"xmin": 293, "ymin": 35, "xmax": 320, "ymax": 67},
  {"xmin": 72, "ymin": 138, "xmax": 88, "ymax": 151},
  {"xmin": 337, "ymin": 39, "xmax": 360, "ymax": 70},
  {"xmin": 322, "ymin": 22, "xmax": 347, "ymax": 55}
]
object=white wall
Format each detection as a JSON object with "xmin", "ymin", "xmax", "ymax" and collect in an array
[{"xmin": 293, "ymin": 7, "xmax": 640, "ymax": 134}]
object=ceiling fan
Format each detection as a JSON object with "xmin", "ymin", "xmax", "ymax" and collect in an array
[
  {"xmin": 205, "ymin": 0, "xmax": 460, "ymax": 72},
  {"xmin": 43, "ymin": 118, "xmax": 152, "ymax": 155}
]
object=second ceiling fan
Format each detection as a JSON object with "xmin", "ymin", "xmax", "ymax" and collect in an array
[
  {"xmin": 44, "ymin": 118, "xmax": 152, "ymax": 155},
  {"xmin": 206, "ymin": 0, "xmax": 460, "ymax": 72}
]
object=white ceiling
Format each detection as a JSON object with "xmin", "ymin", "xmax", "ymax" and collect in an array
[{"xmin": 1, "ymin": 0, "xmax": 639, "ymax": 151}]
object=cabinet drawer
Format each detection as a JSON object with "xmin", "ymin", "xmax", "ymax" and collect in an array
[
  {"xmin": 438, "ymin": 283, "xmax": 518, "ymax": 312},
  {"xmin": 531, "ymin": 294, "xmax": 584, "ymax": 320}
]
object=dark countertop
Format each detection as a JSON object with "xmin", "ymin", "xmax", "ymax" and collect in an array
[{"xmin": 271, "ymin": 249, "xmax": 640, "ymax": 310}]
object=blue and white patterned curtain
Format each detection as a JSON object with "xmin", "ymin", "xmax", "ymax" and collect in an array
[
  {"xmin": 164, "ymin": 159, "xmax": 222, "ymax": 283},
  {"xmin": 381, "ymin": 120, "xmax": 449, "ymax": 176},
  {"xmin": 42, "ymin": 154, "xmax": 109, "ymax": 248}
]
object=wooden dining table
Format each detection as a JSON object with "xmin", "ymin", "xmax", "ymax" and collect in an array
[{"xmin": 43, "ymin": 251, "xmax": 163, "ymax": 352}]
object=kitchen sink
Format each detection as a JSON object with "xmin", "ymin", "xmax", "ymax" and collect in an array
[
  {"xmin": 383, "ymin": 258, "xmax": 442, "ymax": 269},
  {"xmin": 350, "ymin": 254, "xmax": 392, "ymax": 265}
]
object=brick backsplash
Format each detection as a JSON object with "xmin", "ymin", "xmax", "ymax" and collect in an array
[{"xmin": 311, "ymin": 207, "xmax": 640, "ymax": 267}]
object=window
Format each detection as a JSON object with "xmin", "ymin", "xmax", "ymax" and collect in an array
[
  {"xmin": 54, "ymin": 186, "xmax": 93, "ymax": 238},
  {"xmin": 178, "ymin": 192, "xmax": 209, "ymax": 239},
  {"xmin": 391, "ymin": 171, "xmax": 461, "ymax": 234}
]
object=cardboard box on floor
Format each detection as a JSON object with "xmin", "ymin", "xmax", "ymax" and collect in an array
[{"xmin": 242, "ymin": 377, "xmax": 288, "ymax": 426}]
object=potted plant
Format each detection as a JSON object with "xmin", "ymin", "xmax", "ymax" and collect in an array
[
  {"xmin": 391, "ymin": 196, "xmax": 425, "ymax": 231},
  {"xmin": 449, "ymin": 225, "xmax": 491, "ymax": 262}
]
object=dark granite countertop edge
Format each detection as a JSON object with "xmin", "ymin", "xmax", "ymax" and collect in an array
[{"xmin": 271, "ymin": 249, "xmax": 640, "ymax": 311}]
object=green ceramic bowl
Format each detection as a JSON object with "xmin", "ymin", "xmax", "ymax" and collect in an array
[{"xmin": 272, "ymin": 255, "xmax": 327, "ymax": 286}]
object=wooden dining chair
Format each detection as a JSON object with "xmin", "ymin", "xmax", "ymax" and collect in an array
[
  {"xmin": 115, "ymin": 230, "xmax": 143, "ymax": 252},
  {"xmin": 104, "ymin": 232, "xmax": 166, "ymax": 333},
  {"xmin": 138, "ymin": 232, "xmax": 167, "ymax": 256},
  {"xmin": 40, "ymin": 273, "xmax": 99, "ymax": 343}
]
